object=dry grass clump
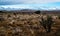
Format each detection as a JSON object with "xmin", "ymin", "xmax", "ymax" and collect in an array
[{"xmin": 0, "ymin": 13, "xmax": 60, "ymax": 36}]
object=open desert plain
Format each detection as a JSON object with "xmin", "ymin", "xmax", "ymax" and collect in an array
[{"xmin": 0, "ymin": 11, "xmax": 60, "ymax": 36}]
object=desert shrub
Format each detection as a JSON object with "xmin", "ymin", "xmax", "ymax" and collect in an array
[
  {"xmin": 58, "ymin": 16, "xmax": 60, "ymax": 19},
  {"xmin": 7, "ymin": 15, "xmax": 11, "ymax": 18},
  {"xmin": 0, "ymin": 17, "xmax": 5, "ymax": 22},
  {"xmin": 42, "ymin": 12, "xmax": 46, "ymax": 15},
  {"xmin": 13, "ymin": 13, "xmax": 16, "ymax": 15}
]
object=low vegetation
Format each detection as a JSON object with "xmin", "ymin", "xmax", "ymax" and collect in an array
[{"xmin": 0, "ymin": 12, "xmax": 60, "ymax": 36}]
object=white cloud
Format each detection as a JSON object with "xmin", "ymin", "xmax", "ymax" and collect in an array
[
  {"xmin": 0, "ymin": 4, "xmax": 60, "ymax": 10},
  {"xmin": 0, "ymin": 5, "xmax": 38, "ymax": 10},
  {"xmin": 21, "ymin": 0, "xmax": 60, "ymax": 4},
  {"xmin": 0, "ymin": 0, "xmax": 60, "ymax": 4}
]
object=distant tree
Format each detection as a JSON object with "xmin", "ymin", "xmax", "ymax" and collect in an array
[
  {"xmin": 34, "ymin": 10, "xmax": 41, "ymax": 14},
  {"xmin": 0, "ymin": 11, "xmax": 3, "ymax": 13},
  {"xmin": 0, "ymin": 11, "xmax": 2, "ymax": 12}
]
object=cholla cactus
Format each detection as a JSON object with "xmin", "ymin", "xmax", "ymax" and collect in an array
[
  {"xmin": 46, "ymin": 15, "xmax": 54, "ymax": 32},
  {"xmin": 40, "ymin": 15, "xmax": 54, "ymax": 33},
  {"xmin": 40, "ymin": 16, "xmax": 47, "ymax": 30}
]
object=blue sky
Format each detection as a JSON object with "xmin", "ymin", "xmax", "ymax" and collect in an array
[{"xmin": 0, "ymin": 0, "xmax": 60, "ymax": 10}]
